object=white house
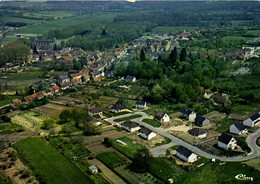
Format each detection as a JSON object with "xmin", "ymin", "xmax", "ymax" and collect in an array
[
  {"xmin": 111, "ymin": 104, "xmax": 125, "ymax": 113},
  {"xmin": 188, "ymin": 128, "xmax": 207, "ymax": 138},
  {"xmin": 140, "ymin": 127, "xmax": 157, "ymax": 140},
  {"xmin": 125, "ymin": 75, "xmax": 136, "ymax": 82},
  {"xmin": 88, "ymin": 107, "xmax": 103, "ymax": 116},
  {"xmin": 121, "ymin": 121, "xmax": 140, "ymax": 133},
  {"xmin": 218, "ymin": 133, "xmax": 237, "ymax": 151},
  {"xmin": 154, "ymin": 110, "xmax": 170, "ymax": 122},
  {"xmin": 182, "ymin": 109, "xmax": 196, "ymax": 121},
  {"xmin": 194, "ymin": 116, "xmax": 210, "ymax": 127},
  {"xmin": 243, "ymin": 112, "xmax": 260, "ymax": 127},
  {"xmin": 89, "ymin": 165, "xmax": 98, "ymax": 174},
  {"xmin": 176, "ymin": 146, "xmax": 198, "ymax": 163},
  {"xmin": 230, "ymin": 122, "xmax": 247, "ymax": 135},
  {"xmin": 136, "ymin": 101, "xmax": 147, "ymax": 109}
]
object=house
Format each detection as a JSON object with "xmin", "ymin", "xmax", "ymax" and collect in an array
[
  {"xmin": 58, "ymin": 74, "xmax": 70, "ymax": 85},
  {"xmin": 94, "ymin": 121, "xmax": 102, "ymax": 126},
  {"xmin": 230, "ymin": 122, "xmax": 247, "ymax": 135},
  {"xmin": 82, "ymin": 74, "xmax": 91, "ymax": 83},
  {"xmin": 211, "ymin": 95, "xmax": 226, "ymax": 105},
  {"xmin": 35, "ymin": 91, "xmax": 45, "ymax": 100},
  {"xmin": 194, "ymin": 116, "xmax": 210, "ymax": 127},
  {"xmin": 89, "ymin": 165, "xmax": 98, "ymax": 174},
  {"xmin": 218, "ymin": 133, "xmax": 237, "ymax": 151},
  {"xmin": 176, "ymin": 146, "xmax": 198, "ymax": 163},
  {"xmin": 60, "ymin": 82, "xmax": 70, "ymax": 90},
  {"xmin": 136, "ymin": 101, "xmax": 147, "ymax": 109},
  {"xmin": 154, "ymin": 110, "xmax": 170, "ymax": 122},
  {"xmin": 88, "ymin": 107, "xmax": 102, "ymax": 116},
  {"xmin": 111, "ymin": 104, "xmax": 125, "ymax": 113},
  {"xmin": 121, "ymin": 120, "xmax": 140, "ymax": 133},
  {"xmin": 188, "ymin": 128, "xmax": 207, "ymax": 138},
  {"xmin": 12, "ymin": 99, "xmax": 21, "ymax": 105},
  {"xmin": 44, "ymin": 88, "xmax": 54, "ymax": 96},
  {"xmin": 243, "ymin": 112, "xmax": 260, "ymax": 127},
  {"xmin": 52, "ymin": 85, "xmax": 60, "ymax": 93},
  {"xmin": 181, "ymin": 109, "xmax": 196, "ymax": 121},
  {"xmin": 140, "ymin": 127, "xmax": 157, "ymax": 140},
  {"xmin": 126, "ymin": 75, "xmax": 136, "ymax": 82},
  {"xmin": 23, "ymin": 94, "xmax": 37, "ymax": 102}
]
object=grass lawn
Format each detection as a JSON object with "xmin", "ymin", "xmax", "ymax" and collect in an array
[
  {"xmin": 93, "ymin": 114, "xmax": 101, "ymax": 119},
  {"xmin": 103, "ymin": 111, "xmax": 130, "ymax": 118},
  {"xmin": 13, "ymin": 137, "xmax": 92, "ymax": 184},
  {"xmin": 112, "ymin": 137, "xmax": 145, "ymax": 159},
  {"xmin": 149, "ymin": 157, "xmax": 188, "ymax": 183},
  {"xmin": 143, "ymin": 108, "xmax": 157, "ymax": 116},
  {"xmin": 114, "ymin": 114, "xmax": 142, "ymax": 122},
  {"xmin": 215, "ymin": 118, "xmax": 234, "ymax": 133},
  {"xmin": 142, "ymin": 118, "xmax": 161, "ymax": 127},
  {"xmin": 96, "ymin": 151, "xmax": 128, "ymax": 169},
  {"xmin": 182, "ymin": 161, "xmax": 260, "ymax": 184}
]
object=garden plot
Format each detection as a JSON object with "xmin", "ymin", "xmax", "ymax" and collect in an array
[{"xmin": 37, "ymin": 103, "xmax": 72, "ymax": 119}]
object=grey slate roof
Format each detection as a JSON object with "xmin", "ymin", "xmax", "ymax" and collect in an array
[
  {"xmin": 111, "ymin": 104, "xmax": 124, "ymax": 111},
  {"xmin": 250, "ymin": 113, "xmax": 260, "ymax": 121},
  {"xmin": 176, "ymin": 146, "xmax": 193, "ymax": 158},
  {"xmin": 121, "ymin": 121, "xmax": 139, "ymax": 129},
  {"xmin": 218, "ymin": 133, "xmax": 234, "ymax": 144},
  {"xmin": 140, "ymin": 127, "xmax": 153, "ymax": 136},
  {"xmin": 89, "ymin": 107, "xmax": 102, "ymax": 114},
  {"xmin": 182, "ymin": 109, "xmax": 193, "ymax": 116},
  {"xmin": 188, "ymin": 128, "xmax": 206, "ymax": 136},
  {"xmin": 233, "ymin": 122, "xmax": 246, "ymax": 131},
  {"xmin": 155, "ymin": 110, "xmax": 166, "ymax": 120}
]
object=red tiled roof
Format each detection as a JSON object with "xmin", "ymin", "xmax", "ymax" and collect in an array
[{"xmin": 12, "ymin": 99, "xmax": 21, "ymax": 104}]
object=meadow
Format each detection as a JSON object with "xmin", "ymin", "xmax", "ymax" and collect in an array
[
  {"xmin": 13, "ymin": 137, "xmax": 93, "ymax": 184},
  {"xmin": 96, "ymin": 151, "xmax": 128, "ymax": 169}
]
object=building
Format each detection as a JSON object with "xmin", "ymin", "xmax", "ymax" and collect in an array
[
  {"xmin": 194, "ymin": 116, "xmax": 210, "ymax": 127},
  {"xmin": 218, "ymin": 133, "xmax": 237, "ymax": 151},
  {"xmin": 136, "ymin": 101, "xmax": 147, "ymax": 109},
  {"xmin": 243, "ymin": 112, "xmax": 260, "ymax": 127},
  {"xmin": 182, "ymin": 109, "xmax": 196, "ymax": 121},
  {"xmin": 111, "ymin": 104, "xmax": 125, "ymax": 113},
  {"xmin": 230, "ymin": 122, "xmax": 247, "ymax": 135},
  {"xmin": 58, "ymin": 74, "xmax": 70, "ymax": 85},
  {"xmin": 154, "ymin": 110, "xmax": 170, "ymax": 122},
  {"xmin": 88, "ymin": 107, "xmax": 102, "ymax": 116},
  {"xmin": 188, "ymin": 128, "xmax": 207, "ymax": 138},
  {"xmin": 89, "ymin": 165, "xmax": 98, "ymax": 174},
  {"xmin": 125, "ymin": 75, "xmax": 136, "ymax": 82},
  {"xmin": 12, "ymin": 99, "xmax": 21, "ymax": 105},
  {"xmin": 176, "ymin": 146, "xmax": 198, "ymax": 163},
  {"xmin": 139, "ymin": 127, "xmax": 157, "ymax": 140},
  {"xmin": 121, "ymin": 120, "xmax": 140, "ymax": 133}
]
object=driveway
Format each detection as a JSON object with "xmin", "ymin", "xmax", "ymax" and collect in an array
[{"xmin": 105, "ymin": 111, "xmax": 260, "ymax": 162}]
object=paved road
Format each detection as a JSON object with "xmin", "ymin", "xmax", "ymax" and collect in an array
[{"xmin": 105, "ymin": 112, "xmax": 260, "ymax": 162}]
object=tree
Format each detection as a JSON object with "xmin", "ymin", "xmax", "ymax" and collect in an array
[
  {"xmin": 140, "ymin": 48, "xmax": 147, "ymax": 62},
  {"xmin": 83, "ymin": 121, "xmax": 100, "ymax": 135},
  {"xmin": 169, "ymin": 47, "xmax": 177, "ymax": 66},
  {"xmin": 73, "ymin": 61, "xmax": 82, "ymax": 70},
  {"xmin": 41, "ymin": 119, "xmax": 55, "ymax": 130},
  {"xmin": 180, "ymin": 48, "xmax": 187, "ymax": 62},
  {"xmin": 130, "ymin": 148, "xmax": 151, "ymax": 173},
  {"xmin": 59, "ymin": 109, "xmax": 71, "ymax": 124},
  {"xmin": 101, "ymin": 29, "xmax": 107, "ymax": 36}
]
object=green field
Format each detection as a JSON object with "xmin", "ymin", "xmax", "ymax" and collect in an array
[
  {"xmin": 103, "ymin": 111, "xmax": 130, "ymax": 118},
  {"xmin": 245, "ymin": 30, "xmax": 260, "ymax": 37},
  {"xmin": 149, "ymin": 157, "xmax": 188, "ymax": 183},
  {"xmin": 3, "ymin": 71, "xmax": 45, "ymax": 81},
  {"xmin": 112, "ymin": 137, "xmax": 145, "ymax": 159},
  {"xmin": 142, "ymin": 118, "xmax": 161, "ymax": 127},
  {"xmin": 0, "ymin": 95, "xmax": 22, "ymax": 107},
  {"xmin": 13, "ymin": 137, "xmax": 93, "ymax": 184},
  {"xmin": 0, "ymin": 123, "xmax": 24, "ymax": 135},
  {"xmin": 113, "ymin": 114, "xmax": 142, "ymax": 122},
  {"xmin": 96, "ymin": 151, "xmax": 128, "ymax": 169}
]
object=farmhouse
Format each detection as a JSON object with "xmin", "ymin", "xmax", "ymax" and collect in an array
[
  {"xmin": 35, "ymin": 91, "xmax": 45, "ymax": 100},
  {"xmin": 182, "ymin": 109, "xmax": 196, "ymax": 121},
  {"xmin": 126, "ymin": 75, "xmax": 136, "ymax": 82},
  {"xmin": 176, "ymin": 146, "xmax": 198, "ymax": 163},
  {"xmin": 188, "ymin": 128, "xmax": 207, "ymax": 138},
  {"xmin": 230, "ymin": 122, "xmax": 247, "ymax": 135},
  {"xmin": 44, "ymin": 88, "xmax": 54, "ymax": 96},
  {"xmin": 243, "ymin": 112, "xmax": 260, "ymax": 127},
  {"xmin": 88, "ymin": 107, "xmax": 103, "ymax": 116},
  {"xmin": 154, "ymin": 110, "xmax": 170, "ymax": 122},
  {"xmin": 136, "ymin": 101, "xmax": 147, "ymax": 109},
  {"xmin": 121, "ymin": 120, "xmax": 140, "ymax": 133},
  {"xmin": 58, "ymin": 74, "xmax": 70, "ymax": 85},
  {"xmin": 194, "ymin": 115, "xmax": 210, "ymax": 127},
  {"xmin": 60, "ymin": 82, "xmax": 70, "ymax": 90},
  {"xmin": 218, "ymin": 133, "xmax": 237, "ymax": 151},
  {"xmin": 111, "ymin": 104, "xmax": 125, "ymax": 112},
  {"xmin": 139, "ymin": 127, "xmax": 157, "ymax": 140},
  {"xmin": 52, "ymin": 85, "xmax": 60, "ymax": 93}
]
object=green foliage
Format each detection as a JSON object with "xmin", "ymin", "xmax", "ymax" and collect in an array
[
  {"xmin": 130, "ymin": 148, "xmax": 151, "ymax": 173},
  {"xmin": 73, "ymin": 61, "xmax": 82, "ymax": 70},
  {"xmin": 140, "ymin": 48, "xmax": 147, "ymax": 62},
  {"xmin": 41, "ymin": 119, "xmax": 55, "ymax": 130},
  {"xmin": 13, "ymin": 138, "xmax": 92, "ymax": 184}
]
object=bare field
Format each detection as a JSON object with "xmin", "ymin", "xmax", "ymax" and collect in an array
[
  {"xmin": 204, "ymin": 111, "xmax": 226, "ymax": 122},
  {"xmin": 244, "ymin": 157, "xmax": 260, "ymax": 171},
  {"xmin": 36, "ymin": 103, "xmax": 72, "ymax": 119}
]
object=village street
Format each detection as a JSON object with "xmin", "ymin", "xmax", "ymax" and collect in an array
[{"xmin": 104, "ymin": 111, "xmax": 260, "ymax": 162}]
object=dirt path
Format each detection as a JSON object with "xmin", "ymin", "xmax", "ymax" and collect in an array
[{"xmin": 87, "ymin": 158, "xmax": 126, "ymax": 184}]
